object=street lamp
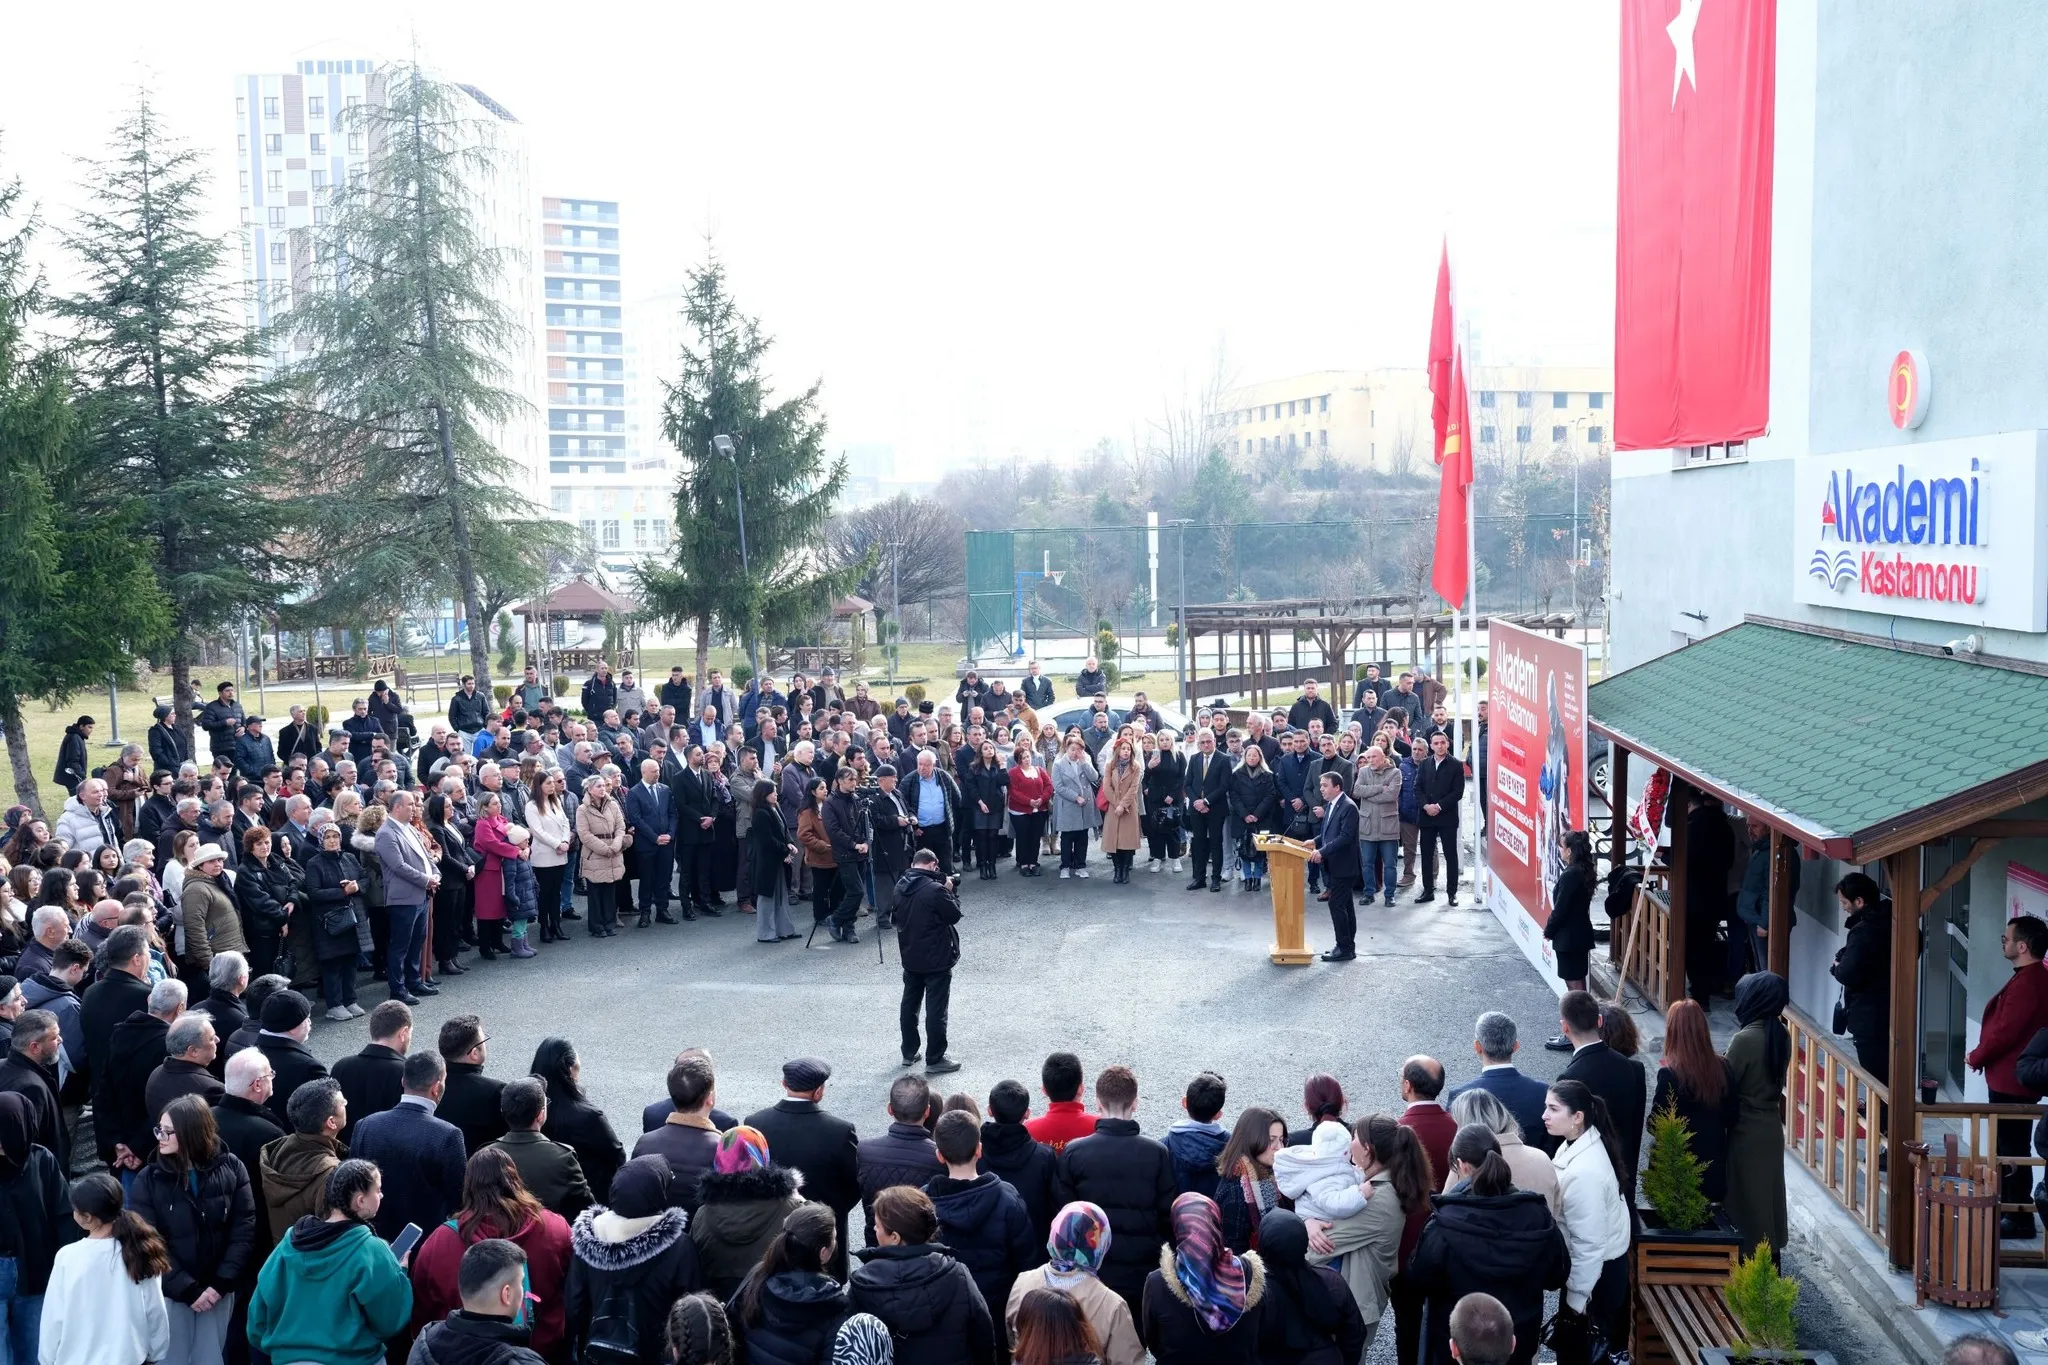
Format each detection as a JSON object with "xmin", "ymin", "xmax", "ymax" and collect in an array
[
  {"xmin": 711, "ymin": 433, "xmax": 760, "ymax": 681},
  {"xmin": 1169, "ymin": 518, "xmax": 1194, "ymax": 712}
]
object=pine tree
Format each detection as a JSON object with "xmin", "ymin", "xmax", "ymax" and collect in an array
[
  {"xmin": 283, "ymin": 62, "xmax": 562, "ymax": 693},
  {"xmin": 1642, "ymin": 1106, "xmax": 1711, "ymax": 1232},
  {"xmin": 59, "ymin": 93, "xmax": 290, "ymax": 755},
  {"xmin": 638, "ymin": 253, "xmax": 865, "ymax": 688}
]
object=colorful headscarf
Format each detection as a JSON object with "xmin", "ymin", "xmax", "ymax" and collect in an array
[
  {"xmin": 714, "ymin": 1125, "xmax": 771, "ymax": 1174},
  {"xmin": 1047, "ymin": 1200, "xmax": 1111, "ymax": 1275},
  {"xmin": 1171, "ymin": 1191, "xmax": 1250, "ymax": 1333}
]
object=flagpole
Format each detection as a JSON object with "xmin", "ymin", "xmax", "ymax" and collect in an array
[{"xmin": 1463, "ymin": 323, "xmax": 1483, "ymax": 899}]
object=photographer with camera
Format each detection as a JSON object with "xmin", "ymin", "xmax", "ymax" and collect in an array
[{"xmin": 895, "ymin": 849, "xmax": 963, "ymax": 1075}]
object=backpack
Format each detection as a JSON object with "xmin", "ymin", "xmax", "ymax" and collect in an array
[{"xmin": 582, "ymin": 1281, "xmax": 642, "ymax": 1365}]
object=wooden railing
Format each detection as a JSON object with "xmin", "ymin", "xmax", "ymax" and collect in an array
[
  {"xmin": 1917, "ymin": 1103, "xmax": 2048, "ymax": 1268},
  {"xmin": 1610, "ymin": 875, "xmax": 1672, "ymax": 1011},
  {"xmin": 274, "ymin": 652, "xmax": 399, "ymax": 682},
  {"xmin": 1786, "ymin": 1005, "xmax": 1890, "ymax": 1249}
]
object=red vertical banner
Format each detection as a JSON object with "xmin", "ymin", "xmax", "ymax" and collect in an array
[
  {"xmin": 1486, "ymin": 621, "xmax": 1588, "ymax": 983},
  {"xmin": 1614, "ymin": 0, "xmax": 1777, "ymax": 449}
]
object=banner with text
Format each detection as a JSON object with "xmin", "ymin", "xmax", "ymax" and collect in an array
[{"xmin": 1486, "ymin": 620, "xmax": 1588, "ymax": 987}]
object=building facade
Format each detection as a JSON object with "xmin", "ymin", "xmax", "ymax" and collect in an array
[
  {"xmin": 543, "ymin": 197, "xmax": 672, "ymax": 573},
  {"xmin": 230, "ymin": 59, "xmax": 545, "ymax": 498},
  {"xmin": 1606, "ymin": 0, "xmax": 2048, "ymax": 1101},
  {"xmin": 1215, "ymin": 364, "xmax": 1612, "ymax": 473}
]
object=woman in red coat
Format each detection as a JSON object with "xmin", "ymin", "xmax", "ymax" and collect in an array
[
  {"xmin": 470, "ymin": 791, "xmax": 521, "ymax": 958},
  {"xmin": 411, "ymin": 1148, "xmax": 574, "ymax": 1359},
  {"xmin": 1006, "ymin": 741, "xmax": 1055, "ymax": 877}
]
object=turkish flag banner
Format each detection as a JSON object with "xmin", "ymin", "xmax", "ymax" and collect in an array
[{"xmin": 1614, "ymin": 0, "xmax": 1777, "ymax": 450}]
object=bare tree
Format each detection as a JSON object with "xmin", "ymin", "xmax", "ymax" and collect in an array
[
  {"xmin": 825, "ymin": 493, "xmax": 967, "ymax": 629},
  {"xmin": 1145, "ymin": 341, "xmax": 1237, "ymax": 486},
  {"xmin": 1386, "ymin": 419, "xmax": 1420, "ymax": 479}
]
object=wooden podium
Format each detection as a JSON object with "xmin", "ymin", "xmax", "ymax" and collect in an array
[{"xmin": 1254, "ymin": 833, "xmax": 1317, "ymax": 965}]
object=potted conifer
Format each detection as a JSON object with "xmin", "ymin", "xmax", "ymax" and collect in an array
[
  {"xmin": 1702, "ymin": 1245, "xmax": 1838, "ymax": 1363},
  {"xmin": 1639, "ymin": 1108, "xmax": 1739, "ymax": 1243}
]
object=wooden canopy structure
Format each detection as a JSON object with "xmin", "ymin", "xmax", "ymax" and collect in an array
[
  {"xmin": 511, "ymin": 579, "xmax": 645, "ymax": 679},
  {"xmin": 1178, "ymin": 595, "xmax": 1577, "ymax": 709},
  {"xmin": 1591, "ymin": 616, "xmax": 2048, "ymax": 1272}
]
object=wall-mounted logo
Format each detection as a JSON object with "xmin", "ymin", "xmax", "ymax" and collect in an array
[
  {"xmin": 1889, "ymin": 349, "xmax": 1930, "ymax": 430},
  {"xmin": 1807, "ymin": 549, "xmax": 1855, "ymax": 590}
]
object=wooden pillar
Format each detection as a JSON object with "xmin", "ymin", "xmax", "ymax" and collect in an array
[
  {"xmin": 1767, "ymin": 830, "xmax": 1794, "ymax": 979},
  {"xmin": 1884, "ymin": 846, "xmax": 1923, "ymax": 1266},
  {"xmin": 1607, "ymin": 746, "xmax": 1630, "ymax": 870},
  {"xmin": 1665, "ymin": 784, "xmax": 1690, "ymax": 1010}
]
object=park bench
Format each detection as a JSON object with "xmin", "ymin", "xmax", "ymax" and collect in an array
[{"xmin": 1631, "ymin": 1239, "xmax": 1749, "ymax": 1365}]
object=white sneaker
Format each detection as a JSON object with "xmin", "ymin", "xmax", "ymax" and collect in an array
[
  {"xmin": 1173, "ymin": 857, "xmax": 1185, "ymax": 873},
  {"xmin": 1149, "ymin": 859, "xmax": 1163, "ymax": 873},
  {"xmin": 1075, "ymin": 868, "xmax": 1090, "ymax": 879},
  {"xmin": 1059, "ymin": 868, "xmax": 1071, "ymax": 879},
  {"xmin": 325, "ymin": 1006, "xmax": 353, "ymax": 1022},
  {"xmin": 2014, "ymin": 1330, "xmax": 2048, "ymax": 1351},
  {"xmin": 346, "ymin": 1003, "xmax": 367, "ymax": 1018}
]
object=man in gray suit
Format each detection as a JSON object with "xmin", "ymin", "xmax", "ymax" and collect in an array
[{"xmin": 374, "ymin": 791, "xmax": 441, "ymax": 1005}]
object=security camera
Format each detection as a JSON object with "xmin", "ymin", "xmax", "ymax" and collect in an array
[{"xmin": 1940, "ymin": 634, "xmax": 1982, "ymax": 657}]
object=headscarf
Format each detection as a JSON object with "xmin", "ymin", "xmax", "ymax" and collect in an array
[
  {"xmin": 1255, "ymin": 1210, "xmax": 1344, "ymax": 1352},
  {"xmin": 0, "ymin": 1092, "xmax": 36, "ymax": 1176},
  {"xmin": 1046, "ymin": 1200, "xmax": 1110, "ymax": 1275},
  {"xmin": 1734, "ymin": 971, "xmax": 1792, "ymax": 1077},
  {"xmin": 831, "ymin": 1312, "xmax": 894, "ymax": 1365},
  {"xmin": 714, "ymin": 1124, "xmax": 771, "ymax": 1174},
  {"xmin": 1170, "ymin": 1191, "xmax": 1250, "ymax": 1333}
]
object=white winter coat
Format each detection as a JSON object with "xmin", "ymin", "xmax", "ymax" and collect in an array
[{"xmin": 1552, "ymin": 1126, "xmax": 1632, "ymax": 1310}]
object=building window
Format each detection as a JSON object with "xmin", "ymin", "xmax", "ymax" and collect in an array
[
  {"xmin": 238, "ymin": 133, "xmax": 248, "ymax": 155},
  {"xmin": 1588, "ymin": 426, "xmax": 1605, "ymax": 443},
  {"xmin": 312, "ymin": 205, "xmax": 330, "ymax": 225},
  {"xmin": 1319, "ymin": 429, "xmax": 1328, "ymax": 447},
  {"xmin": 1589, "ymin": 392, "xmax": 1605, "ymax": 409},
  {"xmin": 1243, "ymin": 440, "xmax": 1251, "ymax": 455},
  {"xmin": 308, "ymin": 95, "xmax": 325, "ymax": 118},
  {"xmin": 239, "ymin": 170, "xmax": 250, "ymax": 195},
  {"xmin": 347, "ymin": 132, "xmax": 363, "ymax": 153},
  {"xmin": 1286, "ymin": 400, "xmax": 1296, "ymax": 416},
  {"xmin": 579, "ymin": 519, "xmax": 597, "ymax": 546},
  {"xmin": 1288, "ymin": 432, "xmax": 1299, "ymax": 452},
  {"xmin": 550, "ymin": 488, "xmax": 572, "ymax": 512},
  {"xmin": 1675, "ymin": 440, "xmax": 1749, "ymax": 470},
  {"xmin": 1515, "ymin": 425, "xmax": 1532, "ymax": 442},
  {"xmin": 268, "ymin": 207, "xmax": 286, "ymax": 227},
  {"xmin": 264, "ymin": 96, "xmax": 280, "ymax": 119},
  {"xmin": 1481, "ymin": 426, "xmax": 1496, "ymax": 443},
  {"xmin": 264, "ymin": 134, "xmax": 283, "ymax": 155},
  {"xmin": 601, "ymin": 519, "xmax": 620, "ymax": 549},
  {"xmin": 347, "ymin": 95, "xmax": 362, "ymax": 112},
  {"xmin": 270, "ymin": 242, "xmax": 287, "ymax": 265},
  {"xmin": 311, "ymin": 169, "xmax": 328, "ymax": 190},
  {"xmin": 1319, "ymin": 394, "xmax": 1329, "ymax": 412},
  {"xmin": 1552, "ymin": 425, "xmax": 1567, "ymax": 442},
  {"xmin": 1479, "ymin": 391, "xmax": 1495, "ymax": 408},
  {"xmin": 1259, "ymin": 437, "xmax": 1268, "ymax": 454},
  {"xmin": 632, "ymin": 519, "xmax": 648, "ymax": 548},
  {"xmin": 236, "ymin": 96, "xmax": 246, "ymax": 118},
  {"xmin": 1553, "ymin": 392, "xmax": 1568, "ymax": 408},
  {"xmin": 653, "ymin": 519, "xmax": 670, "ymax": 548},
  {"xmin": 266, "ymin": 169, "xmax": 283, "ymax": 193},
  {"xmin": 309, "ymin": 133, "xmax": 324, "ymax": 154},
  {"xmin": 1516, "ymin": 392, "xmax": 1532, "ymax": 408}
]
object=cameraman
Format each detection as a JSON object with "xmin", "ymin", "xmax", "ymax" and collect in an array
[{"xmin": 895, "ymin": 848, "xmax": 963, "ymax": 1075}]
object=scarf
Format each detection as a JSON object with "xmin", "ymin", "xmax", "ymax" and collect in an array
[
  {"xmin": 1171, "ymin": 1192, "xmax": 1249, "ymax": 1333},
  {"xmin": 1735, "ymin": 971, "xmax": 1792, "ymax": 1076},
  {"xmin": 1255, "ymin": 1210, "xmax": 1343, "ymax": 1350},
  {"xmin": 714, "ymin": 1124, "xmax": 770, "ymax": 1174},
  {"xmin": 1047, "ymin": 1200, "xmax": 1110, "ymax": 1275},
  {"xmin": 831, "ymin": 1312, "xmax": 893, "ymax": 1365}
]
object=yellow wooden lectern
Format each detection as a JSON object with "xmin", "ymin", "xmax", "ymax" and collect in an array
[{"xmin": 1254, "ymin": 833, "xmax": 1317, "ymax": 965}]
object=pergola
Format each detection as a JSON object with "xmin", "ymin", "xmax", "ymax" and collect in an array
[
  {"xmin": 510, "ymin": 579, "xmax": 645, "ymax": 681},
  {"xmin": 1178, "ymin": 595, "xmax": 1578, "ymax": 709},
  {"xmin": 1591, "ymin": 615, "xmax": 2048, "ymax": 1273}
]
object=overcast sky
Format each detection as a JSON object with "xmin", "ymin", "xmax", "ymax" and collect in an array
[{"xmin": 0, "ymin": 1, "xmax": 1618, "ymax": 472}]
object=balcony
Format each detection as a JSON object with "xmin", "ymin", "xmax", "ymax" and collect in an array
[
  {"xmin": 546, "ymin": 259, "xmax": 620, "ymax": 277},
  {"xmin": 545, "ymin": 282, "xmax": 620, "ymax": 301},
  {"xmin": 545, "ymin": 206, "xmax": 618, "ymax": 224},
  {"xmin": 548, "ymin": 339, "xmax": 622, "ymax": 355}
]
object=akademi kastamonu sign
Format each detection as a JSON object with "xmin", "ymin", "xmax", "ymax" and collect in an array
[{"xmin": 1485, "ymin": 621, "xmax": 1588, "ymax": 989}]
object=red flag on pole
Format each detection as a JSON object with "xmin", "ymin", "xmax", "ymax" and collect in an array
[
  {"xmin": 1432, "ymin": 346, "xmax": 1473, "ymax": 608},
  {"xmin": 1427, "ymin": 241, "xmax": 1453, "ymax": 462}
]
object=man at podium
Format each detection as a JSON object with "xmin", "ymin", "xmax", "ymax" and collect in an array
[{"xmin": 1305, "ymin": 771, "xmax": 1360, "ymax": 962}]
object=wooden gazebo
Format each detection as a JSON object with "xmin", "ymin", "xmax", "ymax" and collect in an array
[{"xmin": 511, "ymin": 579, "xmax": 645, "ymax": 680}]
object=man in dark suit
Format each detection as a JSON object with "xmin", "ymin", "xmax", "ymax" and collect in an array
[
  {"xmin": 349, "ymin": 1049, "xmax": 469, "ymax": 1239},
  {"xmin": 744, "ymin": 1057, "xmax": 861, "ymax": 1277},
  {"xmin": 1557, "ymin": 989, "xmax": 1648, "ymax": 1201},
  {"xmin": 331, "ymin": 1000, "xmax": 411, "ymax": 1144},
  {"xmin": 1415, "ymin": 730, "xmax": 1466, "ymax": 906},
  {"xmin": 488, "ymin": 1077, "xmax": 593, "ymax": 1220},
  {"xmin": 669, "ymin": 750, "xmax": 719, "ymax": 921},
  {"xmin": 627, "ymin": 758, "xmax": 679, "ymax": 928},
  {"xmin": 1306, "ymin": 771, "xmax": 1361, "ymax": 962},
  {"xmin": 1182, "ymin": 729, "xmax": 1232, "ymax": 892},
  {"xmin": 253, "ymin": 990, "xmax": 329, "ymax": 1128},
  {"xmin": 1448, "ymin": 1010, "xmax": 1556, "ymax": 1154},
  {"xmin": 436, "ymin": 1014, "xmax": 507, "ymax": 1155}
]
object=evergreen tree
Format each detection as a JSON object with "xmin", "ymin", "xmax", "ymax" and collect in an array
[
  {"xmin": 283, "ymin": 63, "xmax": 560, "ymax": 693},
  {"xmin": 59, "ymin": 93, "xmax": 290, "ymax": 754},
  {"xmin": 638, "ymin": 253, "xmax": 864, "ymax": 688}
]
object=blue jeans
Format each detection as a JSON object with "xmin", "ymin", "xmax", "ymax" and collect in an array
[
  {"xmin": 1363, "ymin": 840, "xmax": 1400, "ymax": 902},
  {"xmin": 0, "ymin": 1256, "xmax": 41, "ymax": 1365},
  {"xmin": 561, "ymin": 846, "xmax": 580, "ymax": 910},
  {"xmin": 386, "ymin": 902, "xmax": 427, "ymax": 992}
]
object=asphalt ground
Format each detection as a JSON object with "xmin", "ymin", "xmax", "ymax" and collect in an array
[{"xmin": 300, "ymin": 857, "xmax": 1892, "ymax": 1361}]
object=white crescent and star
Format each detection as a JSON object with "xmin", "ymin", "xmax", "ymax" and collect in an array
[{"xmin": 1668, "ymin": 0, "xmax": 1704, "ymax": 106}]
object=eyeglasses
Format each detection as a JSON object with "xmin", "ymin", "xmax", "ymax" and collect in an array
[{"xmin": 153, "ymin": 1123, "xmax": 177, "ymax": 1139}]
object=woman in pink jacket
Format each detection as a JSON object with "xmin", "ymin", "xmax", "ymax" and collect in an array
[{"xmin": 470, "ymin": 791, "xmax": 521, "ymax": 959}]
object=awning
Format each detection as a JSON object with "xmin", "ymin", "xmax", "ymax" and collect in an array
[
  {"xmin": 1588, "ymin": 620, "xmax": 2048, "ymax": 861},
  {"xmin": 509, "ymin": 578, "xmax": 643, "ymax": 618}
]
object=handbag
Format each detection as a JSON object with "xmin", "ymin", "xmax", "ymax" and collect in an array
[
  {"xmin": 1832, "ymin": 987, "xmax": 1848, "ymax": 1035},
  {"xmin": 1538, "ymin": 1305, "xmax": 1612, "ymax": 1365},
  {"xmin": 1096, "ymin": 785, "xmax": 1110, "ymax": 812}
]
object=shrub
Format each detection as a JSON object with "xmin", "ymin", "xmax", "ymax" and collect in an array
[
  {"xmin": 1461, "ymin": 657, "xmax": 1489, "ymax": 681},
  {"xmin": 1164, "ymin": 622, "xmax": 1181, "ymax": 648},
  {"xmin": 306, "ymin": 704, "xmax": 329, "ymax": 728},
  {"xmin": 1094, "ymin": 623, "xmax": 1120, "ymax": 665},
  {"xmin": 494, "ymin": 610, "xmax": 517, "ymax": 676},
  {"xmin": 731, "ymin": 662, "xmax": 755, "ymax": 688},
  {"xmin": 1641, "ymin": 1107, "xmax": 1710, "ymax": 1232},
  {"xmin": 492, "ymin": 684, "xmax": 513, "ymax": 704},
  {"xmin": 1100, "ymin": 661, "xmax": 1122, "ymax": 690},
  {"xmin": 1725, "ymin": 1244, "xmax": 1798, "ymax": 1357},
  {"xmin": 904, "ymin": 683, "xmax": 927, "ymax": 705},
  {"xmin": 551, "ymin": 675, "xmax": 570, "ymax": 698}
]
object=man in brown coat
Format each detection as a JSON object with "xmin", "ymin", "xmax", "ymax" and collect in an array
[{"xmin": 259, "ymin": 1075, "xmax": 345, "ymax": 1240}]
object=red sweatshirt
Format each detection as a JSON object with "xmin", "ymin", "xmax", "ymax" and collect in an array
[
  {"xmin": 1025, "ymin": 1100, "xmax": 1097, "ymax": 1155},
  {"xmin": 1969, "ymin": 960, "xmax": 2048, "ymax": 1096}
]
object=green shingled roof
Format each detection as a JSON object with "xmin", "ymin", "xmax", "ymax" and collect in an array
[{"xmin": 1588, "ymin": 622, "xmax": 2048, "ymax": 852}]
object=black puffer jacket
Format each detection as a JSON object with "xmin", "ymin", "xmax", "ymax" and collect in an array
[
  {"xmin": 564, "ymin": 1206, "xmax": 705, "ymax": 1365},
  {"xmin": 848, "ymin": 1242, "xmax": 996, "ymax": 1365},
  {"xmin": 1054, "ymin": 1118, "xmax": 1178, "ymax": 1307},
  {"xmin": 1404, "ymin": 1187, "xmax": 1569, "ymax": 1365},
  {"xmin": 977, "ymin": 1120, "xmax": 1057, "ymax": 1248},
  {"xmin": 303, "ymin": 848, "xmax": 370, "ymax": 964},
  {"xmin": 727, "ymin": 1268, "xmax": 853, "ymax": 1365},
  {"xmin": 127, "ymin": 1149, "xmax": 259, "ymax": 1304},
  {"xmin": 924, "ymin": 1172, "xmax": 1036, "ymax": 1324},
  {"xmin": 856, "ymin": 1122, "xmax": 941, "ymax": 1245},
  {"xmin": 892, "ymin": 868, "xmax": 961, "ymax": 976}
]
